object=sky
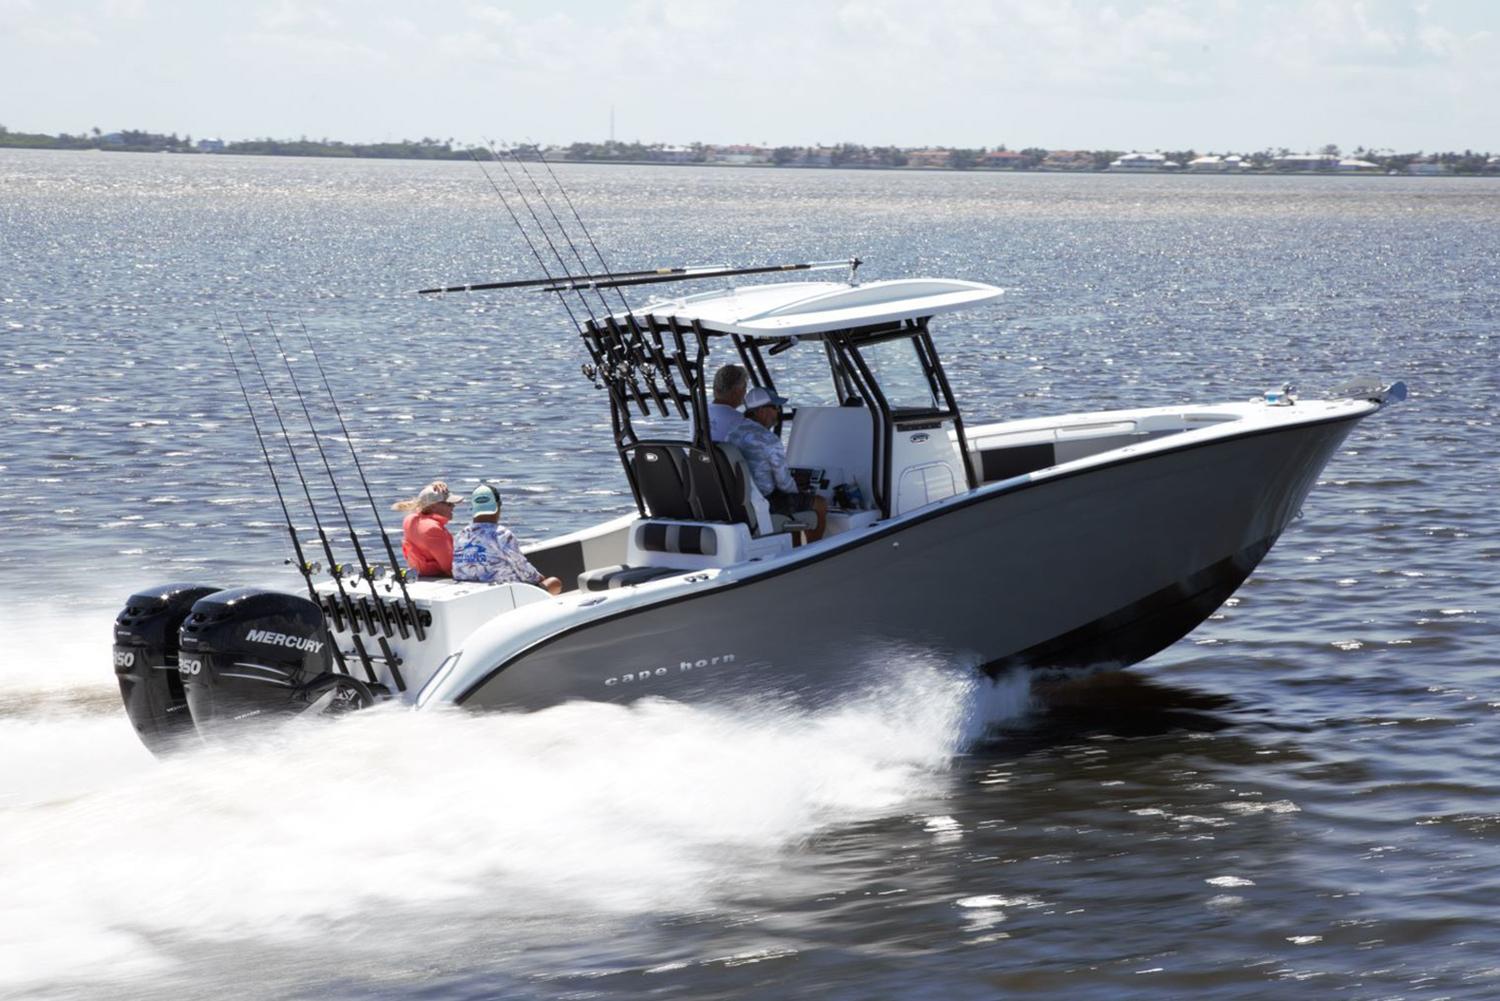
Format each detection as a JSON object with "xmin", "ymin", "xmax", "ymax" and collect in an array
[{"xmin": 1, "ymin": 0, "xmax": 1495, "ymax": 152}]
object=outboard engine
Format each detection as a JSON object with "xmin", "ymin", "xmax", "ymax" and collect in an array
[
  {"xmin": 114, "ymin": 583, "xmax": 225, "ymax": 755},
  {"xmin": 178, "ymin": 587, "xmax": 373, "ymax": 737}
]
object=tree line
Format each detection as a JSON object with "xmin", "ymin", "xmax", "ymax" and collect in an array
[{"xmin": 1, "ymin": 127, "xmax": 1494, "ymax": 174}]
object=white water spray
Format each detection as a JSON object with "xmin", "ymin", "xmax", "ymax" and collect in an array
[{"xmin": 0, "ymin": 603, "xmax": 1035, "ymax": 994}]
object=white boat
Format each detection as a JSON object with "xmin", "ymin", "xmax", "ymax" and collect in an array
[{"xmin": 113, "ymin": 267, "xmax": 1404, "ymax": 751}]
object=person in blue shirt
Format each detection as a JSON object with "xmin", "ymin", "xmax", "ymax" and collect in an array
[
  {"xmin": 452, "ymin": 483, "xmax": 563, "ymax": 594},
  {"xmin": 728, "ymin": 386, "xmax": 827, "ymax": 542}
]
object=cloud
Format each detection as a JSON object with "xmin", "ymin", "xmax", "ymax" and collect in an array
[
  {"xmin": 99, "ymin": 0, "xmax": 147, "ymax": 19},
  {"xmin": 256, "ymin": 0, "xmax": 339, "ymax": 33}
]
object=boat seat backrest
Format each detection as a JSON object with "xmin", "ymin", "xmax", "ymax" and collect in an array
[
  {"xmin": 683, "ymin": 447, "xmax": 736, "ymax": 523},
  {"xmin": 629, "ymin": 440, "xmax": 766, "ymax": 532},
  {"xmin": 709, "ymin": 443, "xmax": 766, "ymax": 534},
  {"xmin": 631, "ymin": 445, "xmax": 695, "ymax": 521}
]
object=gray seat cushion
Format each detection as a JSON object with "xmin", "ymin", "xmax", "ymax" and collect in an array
[
  {"xmin": 578, "ymin": 564, "xmax": 685, "ymax": 592},
  {"xmin": 635, "ymin": 522, "xmax": 719, "ymax": 556}
]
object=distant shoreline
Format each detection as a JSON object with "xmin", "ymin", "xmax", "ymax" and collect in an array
[
  {"xmin": 2, "ymin": 128, "xmax": 1495, "ymax": 177},
  {"xmin": 7, "ymin": 148, "xmax": 1498, "ymax": 178}
]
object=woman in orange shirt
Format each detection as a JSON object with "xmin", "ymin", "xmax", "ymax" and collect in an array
[{"xmin": 392, "ymin": 481, "xmax": 464, "ymax": 577}]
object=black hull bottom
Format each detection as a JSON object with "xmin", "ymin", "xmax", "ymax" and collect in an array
[{"xmin": 982, "ymin": 535, "xmax": 1275, "ymax": 678}]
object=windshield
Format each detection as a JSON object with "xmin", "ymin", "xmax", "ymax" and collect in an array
[
  {"xmin": 856, "ymin": 336, "xmax": 941, "ymax": 413},
  {"xmin": 756, "ymin": 340, "xmax": 844, "ymax": 408}
]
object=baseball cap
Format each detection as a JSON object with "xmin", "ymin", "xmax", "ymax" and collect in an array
[
  {"xmin": 416, "ymin": 482, "xmax": 465, "ymax": 510},
  {"xmin": 471, "ymin": 482, "xmax": 501, "ymax": 516},
  {"xmin": 743, "ymin": 386, "xmax": 788, "ymax": 411}
]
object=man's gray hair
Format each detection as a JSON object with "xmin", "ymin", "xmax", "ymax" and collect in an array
[{"xmin": 712, "ymin": 363, "xmax": 748, "ymax": 397}]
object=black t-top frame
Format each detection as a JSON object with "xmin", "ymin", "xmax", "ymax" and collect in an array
[{"xmin": 578, "ymin": 312, "xmax": 975, "ymax": 522}]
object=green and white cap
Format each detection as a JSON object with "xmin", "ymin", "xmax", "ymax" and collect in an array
[{"xmin": 471, "ymin": 482, "xmax": 501, "ymax": 516}]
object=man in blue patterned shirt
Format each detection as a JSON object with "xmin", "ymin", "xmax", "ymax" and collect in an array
[
  {"xmin": 728, "ymin": 387, "xmax": 827, "ymax": 542},
  {"xmin": 452, "ymin": 483, "xmax": 563, "ymax": 594}
]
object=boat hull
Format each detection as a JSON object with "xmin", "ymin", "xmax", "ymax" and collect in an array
[{"xmin": 449, "ymin": 410, "xmax": 1366, "ymax": 710}]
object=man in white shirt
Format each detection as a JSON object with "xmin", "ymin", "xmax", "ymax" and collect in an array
[
  {"xmin": 728, "ymin": 386, "xmax": 827, "ymax": 542},
  {"xmin": 706, "ymin": 363, "xmax": 750, "ymax": 442}
]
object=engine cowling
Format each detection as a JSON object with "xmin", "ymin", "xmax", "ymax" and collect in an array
[
  {"xmin": 114, "ymin": 583, "xmax": 225, "ymax": 755},
  {"xmin": 178, "ymin": 587, "xmax": 342, "ymax": 735}
]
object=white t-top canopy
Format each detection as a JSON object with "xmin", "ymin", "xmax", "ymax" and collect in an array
[{"xmin": 633, "ymin": 279, "xmax": 1003, "ymax": 337}]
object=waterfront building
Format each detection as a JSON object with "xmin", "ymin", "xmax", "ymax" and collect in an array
[
  {"xmin": 1109, "ymin": 152, "xmax": 1180, "ymax": 170},
  {"xmin": 709, "ymin": 145, "xmax": 771, "ymax": 165},
  {"xmin": 1407, "ymin": 157, "xmax": 1450, "ymax": 175},
  {"xmin": 906, "ymin": 148, "xmax": 952, "ymax": 169},
  {"xmin": 1273, "ymin": 153, "xmax": 1340, "ymax": 171},
  {"xmin": 1042, "ymin": 150, "xmax": 1092, "ymax": 169},
  {"xmin": 981, "ymin": 150, "xmax": 1025, "ymax": 168}
]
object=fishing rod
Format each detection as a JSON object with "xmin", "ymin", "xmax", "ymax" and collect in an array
[
  {"xmin": 481, "ymin": 139, "xmax": 605, "ymax": 330},
  {"xmin": 268, "ymin": 317, "xmax": 409, "ymax": 692},
  {"xmin": 535, "ymin": 259, "xmax": 861, "ymax": 294},
  {"xmin": 501, "ymin": 141, "xmax": 615, "ymax": 321},
  {"xmin": 529, "ymin": 142, "xmax": 635, "ymax": 316},
  {"xmin": 463, "ymin": 149, "xmax": 585, "ymax": 334},
  {"xmin": 462, "ymin": 150, "xmax": 644, "ymax": 424},
  {"xmin": 268, "ymin": 316, "xmax": 411, "ymax": 693},
  {"xmin": 235, "ymin": 316, "xmax": 379, "ymax": 684},
  {"xmin": 499, "ymin": 141, "xmax": 674, "ymax": 417},
  {"xmin": 266, "ymin": 316, "xmax": 393, "ymax": 639},
  {"xmin": 216, "ymin": 316, "xmax": 352, "ymax": 677},
  {"xmin": 417, "ymin": 263, "xmax": 727, "ymax": 296},
  {"xmin": 294, "ymin": 316, "xmax": 428, "ymax": 646},
  {"xmin": 470, "ymin": 146, "xmax": 654, "ymax": 418},
  {"xmin": 215, "ymin": 317, "xmax": 357, "ymax": 676},
  {"xmin": 417, "ymin": 259, "xmax": 860, "ymax": 296}
]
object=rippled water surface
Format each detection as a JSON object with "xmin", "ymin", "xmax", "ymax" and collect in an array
[{"xmin": 2, "ymin": 150, "xmax": 1498, "ymax": 999}]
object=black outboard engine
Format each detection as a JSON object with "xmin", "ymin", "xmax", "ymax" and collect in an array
[
  {"xmin": 115, "ymin": 583, "xmax": 225, "ymax": 755},
  {"xmin": 178, "ymin": 587, "xmax": 369, "ymax": 737}
]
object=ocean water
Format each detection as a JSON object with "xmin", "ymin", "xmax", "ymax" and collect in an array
[{"xmin": 1, "ymin": 149, "xmax": 1497, "ymax": 999}]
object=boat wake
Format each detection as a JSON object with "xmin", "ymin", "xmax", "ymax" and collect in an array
[{"xmin": 0, "ymin": 602, "xmax": 1033, "ymax": 995}]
